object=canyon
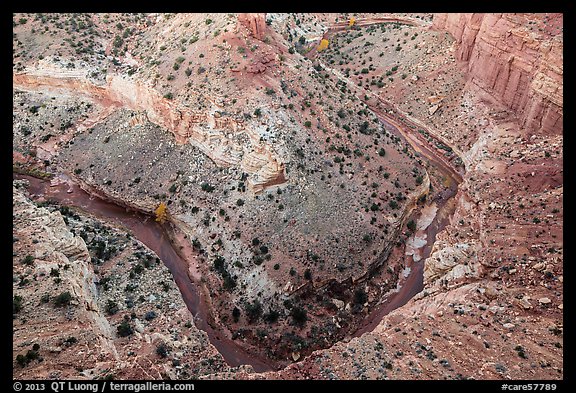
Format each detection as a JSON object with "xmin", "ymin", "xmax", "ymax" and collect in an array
[{"xmin": 13, "ymin": 12, "xmax": 562, "ymax": 380}]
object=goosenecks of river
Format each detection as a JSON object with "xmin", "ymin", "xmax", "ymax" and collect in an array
[
  {"xmin": 14, "ymin": 147, "xmax": 459, "ymax": 373},
  {"xmin": 14, "ymin": 173, "xmax": 277, "ymax": 373}
]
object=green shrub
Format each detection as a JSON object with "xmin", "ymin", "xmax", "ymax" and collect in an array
[
  {"xmin": 264, "ymin": 309, "xmax": 280, "ymax": 323},
  {"xmin": 113, "ymin": 36, "xmax": 123, "ymax": 48},
  {"xmin": 201, "ymin": 183, "xmax": 215, "ymax": 192},
  {"xmin": 16, "ymin": 354, "xmax": 28, "ymax": 367},
  {"xmin": 117, "ymin": 317, "xmax": 133, "ymax": 337},
  {"xmin": 13, "ymin": 295, "xmax": 23, "ymax": 317},
  {"xmin": 290, "ymin": 306, "xmax": 307, "ymax": 327},
  {"xmin": 245, "ymin": 300, "xmax": 263, "ymax": 323},
  {"xmin": 145, "ymin": 311, "xmax": 157, "ymax": 321},
  {"xmin": 105, "ymin": 300, "xmax": 119, "ymax": 315},
  {"xmin": 53, "ymin": 291, "xmax": 72, "ymax": 307},
  {"xmin": 156, "ymin": 343, "xmax": 169, "ymax": 358},
  {"xmin": 232, "ymin": 307, "xmax": 241, "ymax": 322}
]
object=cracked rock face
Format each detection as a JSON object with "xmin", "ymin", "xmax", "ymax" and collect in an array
[{"xmin": 432, "ymin": 13, "xmax": 563, "ymax": 135}]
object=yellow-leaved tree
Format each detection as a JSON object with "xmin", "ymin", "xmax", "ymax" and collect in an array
[
  {"xmin": 349, "ymin": 17, "xmax": 356, "ymax": 27},
  {"xmin": 317, "ymin": 39, "xmax": 329, "ymax": 51},
  {"xmin": 155, "ymin": 202, "xmax": 168, "ymax": 223}
]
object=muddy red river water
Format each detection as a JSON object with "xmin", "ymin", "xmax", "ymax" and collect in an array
[
  {"xmin": 14, "ymin": 114, "xmax": 462, "ymax": 377},
  {"xmin": 13, "ymin": 101, "xmax": 461, "ymax": 370},
  {"xmin": 13, "ymin": 53, "xmax": 462, "ymax": 369},
  {"xmin": 14, "ymin": 172, "xmax": 277, "ymax": 372}
]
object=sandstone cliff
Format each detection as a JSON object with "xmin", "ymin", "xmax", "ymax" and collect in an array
[
  {"xmin": 237, "ymin": 13, "xmax": 267, "ymax": 40},
  {"xmin": 13, "ymin": 61, "xmax": 285, "ymax": 193},
  {"xmin": 432, "ymin": 13, "xmax": 563, "ymax": 135}
]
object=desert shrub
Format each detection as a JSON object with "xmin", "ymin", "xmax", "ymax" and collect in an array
[
  {"xmin": 264, "ymin": 309, "xmax": 280, "ymax": 323},
  {"xmin": 144, "ymin": 311, "xmax": 157, "ymax": 321},
  {"xmin": 53, "ymin": 291, "xmax": 72, "ymax": 307},
  {"xmin": 13, "ymin": 295, "xmax": 23, "ymax": 316},
  {"xmin": 245, "ymin": 300, "xmax": 263, "ymax": 323},
  {"xmin": 290, "ymin": 306, "xmax": 307, "ymax": 327},
  {"xmin": 117, "ymin": 317, "xmax": 133, "ymax": 337},
  {"xmin": 105, "ymin": 300, "xmax": 119, "ymax": 315},
  {"xmin": 21, "ymin": 255, "xmax": 34, "ymax": 266},
  {"xmin": 156, "ymin": 343, "xmax": 169, "ymax": 358},
  {"xmin": 232, "ymin": 306, "xmax": 241, "ymax": 322}
]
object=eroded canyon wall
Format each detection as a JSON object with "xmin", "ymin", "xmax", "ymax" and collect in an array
[
  {"xmin": 432, "ymin": 13, "xmax": 563, "ymax": 135},
  {"xmin": 13, "ymin": 65, "xmax": 285, "ymax": 193},
  {"xmin": 237, "ymin": 13, "xmax": 267, "ymax": 40}
]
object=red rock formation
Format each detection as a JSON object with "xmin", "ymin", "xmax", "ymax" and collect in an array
[
  {"xmin": 432, "ymin": 13, "xmax": 563, "ymax": 135},
  {"xmin": 246, "ymin": 52, "xmax": 276, "ymax": 74},
  {"xmin": 237, "ymin": 13, "xmax": 267, "ymax": 40}
]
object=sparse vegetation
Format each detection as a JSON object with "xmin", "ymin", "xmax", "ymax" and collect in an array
[
  {"xmin": 232, "ymin": 307, "xmax": 241, "ymax": 322},
  {"xmin": 201, "ymin": 182, "xmax": 215, "ymax": 192},
  {"xmin": 105, "ymin": 299, "xmax": 119, "ymax": 315},
  {"xmin": 156, "ymin": 342, "xmax": 169, "ymax": 358}
]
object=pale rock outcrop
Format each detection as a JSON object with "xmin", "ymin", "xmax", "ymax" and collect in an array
[
  {"xmin": 13, "ymin": 60, "xmax": 286, "ymax": 193},
  {"xmin": 13, "ymin": 184, "xmax": 118, "ymax": 359},
  {"xmin": 424, "ymin": 240, "xmax": 480, "ymax": 284}
]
